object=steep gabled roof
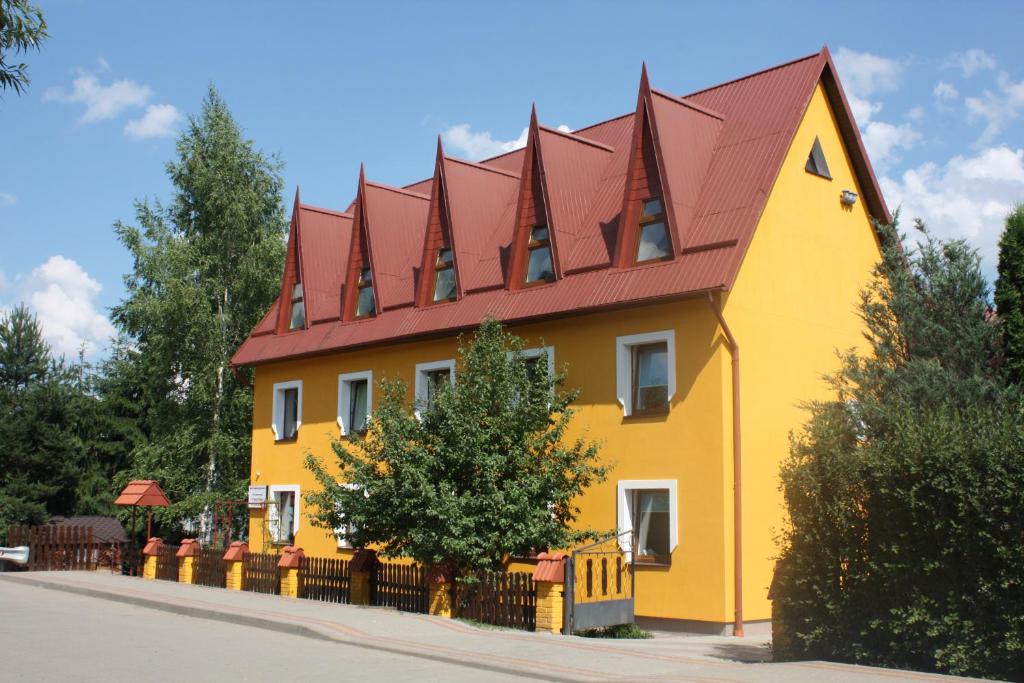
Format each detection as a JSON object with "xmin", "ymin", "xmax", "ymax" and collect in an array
[
  {"xmin": 274, "ymin": 189, "xmax": 305, "ymax": 333},
  {"xmin": 416, "ymin": 138, "xmax": 462, "ymax": 307},
  {"xmin": 233, "ymin": 46, "xmax": 889, "ymax": 367}
]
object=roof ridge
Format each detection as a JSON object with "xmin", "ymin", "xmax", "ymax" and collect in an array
[
  {"xmin": 300, "ymin": 203, "xmax": 353, "ymax": 218},
  {"xmin": 444, "ymin": 155, "xmax": 521, "ymax": 179},
  {"xmin": 682, "ymin": 50, "xmax": 822, "ymax": 98},
  {"xmin": 365, "ymin": 180, "xmax": 431, "ymax": 200},
  {"xmin": 537, "ymin": 124, "xmax": 615, "ymax": 152},
  {"xmin": 650, "ymin": 88, "xmax": 725, "ymax": 121}
]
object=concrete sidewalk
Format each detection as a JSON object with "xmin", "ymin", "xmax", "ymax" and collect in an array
[{"xmin": 0, "ymin": 571, "xmax": 983, "ymax": 682}]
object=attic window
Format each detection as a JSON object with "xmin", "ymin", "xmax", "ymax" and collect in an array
[
  {"xmin": 356, "ymin": 267, "xmax": 375, "ymax": 317},
  {"xmin": 525, "ymin": 224, "xmax": 555, "ymax": 284},
  {"xmin": 635, "ymin": 198, "xmax": 671, "ymax": 263},
  {"xmin": 805, "ymin": 137, "xmax": 832, "ymax": 179},
  {"xmin": 432, "ymin": 248, "xmax": 457, "ymax": 302},
  {"xmin": 288, "ymin": 282, "xmax": 305, "ymax": 330}
]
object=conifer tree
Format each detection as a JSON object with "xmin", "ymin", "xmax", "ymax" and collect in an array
[{"xmin": 995, "ymin": 204, "xmax": 1024, "ymax": 384}]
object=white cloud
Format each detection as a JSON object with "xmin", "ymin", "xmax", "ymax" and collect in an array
[
  {"xmin": 933, "ymin": 81, "xmax": 959, "ymax": 101},
  {"xmin": 881, "ymin": 146, "xmax": 1024, "ymax": 272},
  {"xmin": 124, "ymin": 104, "xmax": 183, "ymax": 139},
  {"xmin": 862, "ymin": 121, "xmax": 922, "ymax": 166},
  {"xmin": 442, "ymin": 122, "xmax": 572, "ymax": 161},
  {"xmin": 907, "ymin": 106, "xmax": 925, "ymax": 121},
  {"xmin": 0, "ymin": 192, "xmax": 15, "ymax": 207},
  {"xmin": 834, "ymin": 47, "xmax": 903, "ymax": 98},
  {"xmin": 44, "ymin": 70, "xmax": 152, "ymax": 123},
  {"xmin": 966, "ymin": 72, "xmax": 1024, "ymax": 145},
  {"xmin": 948, "ymin": 49, "xmax": 997, "ymax": 77},
  {"xmin": 96, "ymin": 56, "xmax": 110, "ymax": 72},
  {"xmin": 16, "ymin": 256, "xmax": 115, "ymax": 357},
  {"xmin": 847, "ymin": 94, "xmax": 883, "ymax": 126}
]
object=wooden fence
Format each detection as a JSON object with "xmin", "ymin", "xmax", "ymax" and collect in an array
[
  {"xmin": 242, "ymin": 551, "xmax": 280, "ymax": 595},
  {"xmin": 455, "ymin": 571, "xmax": 536, "ymax": 631},
  {"xmin": 192, "ymin": 546, "xmax": 226, "ymax": 588},
  {"xmin": 155, "ymin": 544, "xmax": 180, "ymax": 581},
  {"xmin": 5, "ymin": 525, "xmax": 100, "ymax": 571},
  {"xmin": 371, "ymin": 561, "xmax": 428, "ymax": 613},
  {"xmin": 298, "ymin": 555, "xmax": 350, "ymax": 604}
]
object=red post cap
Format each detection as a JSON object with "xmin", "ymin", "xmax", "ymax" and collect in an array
[
  {"xmin": 142, "ymin": 537, "xmax": 163, "ymax": 556},
  {"xmin": 277, "ymin": 546, "xmax": 305, "ymax": 568},
  {"xmin": 176, "ymin": 539, "xmax": 199, "ymax": 557},
  {"xmin": 222, "ymin": 541, "xmax": 249, "ymax": 562},
  {"xmin": 533, "ymin": 552, "xmax": 567, "ymax": 583}
]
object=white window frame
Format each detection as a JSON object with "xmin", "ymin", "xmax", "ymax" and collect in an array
[
  {"xmin": 268, "ymin": 484, "xmax": 301, "ymax": 543},
  {"xmin": 615, "ymin": 330, "xmax": 676, "ymax": 417},
  {"xmin": 414, "ymin": 359, "xmax": 456, "ymax": 418},
  {"xmin": 271, "ymin": 380, "xmax": 303, "ymax": 441},
  {"xmin": 337, "ymin": 371, "xmax": 373, "ymax": 436},
  {"xmin": 617, "ymin": 479, "xmax": 678, "ymax": 557},
  {"xmin": 508, "ymin": 345, "xmax": 555, "ymax": 377}
]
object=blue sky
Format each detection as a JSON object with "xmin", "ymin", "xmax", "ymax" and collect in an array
[{"xmin": 2, "ymin": 0, "xmax": 1023, "ymax": 357}]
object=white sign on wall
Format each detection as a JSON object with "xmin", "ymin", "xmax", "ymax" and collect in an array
[{"xmin": 248, "ymin": 485, "xmax": 268, "ymax": 509}]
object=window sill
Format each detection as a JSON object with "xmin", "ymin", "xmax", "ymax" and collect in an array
[
  {"xmin": 623, "ymin": 408, "xmax": 669, "ymax": 420},
  {"xmin": 634, "ymin": 559, "xmax": 671, "ymax": 568},
  {"xmin": 273, "ymin": 436, "xmax": 298, "ymax": 444}
]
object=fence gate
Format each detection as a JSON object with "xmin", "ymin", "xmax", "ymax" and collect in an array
[{"xmin": 565, "ymin": 531, "xmax": 635, "ymax": 632}]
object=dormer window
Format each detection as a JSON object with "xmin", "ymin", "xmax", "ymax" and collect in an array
[
  {"xmin": 432, "ymin": 248, "xmax": 457, "ymax": 302},
  {"xmin": 356, "ymin": 267, "xmax": 375, "ymax": 318},
  {"xmin": 525, "ymin": 224, "xmax": 555, "ymax": 284},
  {"xmin": 635, "ymin": 198, "xmax": 671, "ymax": 263},
  {"xmin": 288, "ymin": 283, "xmax": 305, "ymax": 330}
]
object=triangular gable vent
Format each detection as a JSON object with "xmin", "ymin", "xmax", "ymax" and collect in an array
[{"xmin": 805, "ymin": 136, "xmax": 831, "ymax": 179}]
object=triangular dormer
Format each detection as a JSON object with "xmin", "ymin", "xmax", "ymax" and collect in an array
[
  {"xmin": 507, "ymin": 105, "xmax": 558, "ymax": 289},
  {"xmin": 805, "ymin": 136, "xmax": 832, "ymax": 179},
  {"xmin": 342, "ymin": 166, "xmax": 379, "ymax": 321},
  {"xmin": 416, "ymin": 138, "xmax": 460, "ymax": 306},
  {"xmin": 276, "ymin": 187, "xmax": 307, "ymax": 333}
]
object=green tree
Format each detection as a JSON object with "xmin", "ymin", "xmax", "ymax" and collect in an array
[
  {"xmin": 0, "ymin": 0, "xmax": 47, "ymax": 96},
  {"xmin": 0, "ymin": 303, "xmax": 48, "ymax": 390},
  {"xmin": 111, "ymin": 86, "xmax": 287, "ymax": 531},
  {"xmin": 773, "ymin": 220, "xmax": 1024, "ymax": 680},
  {"xmin": 305, "ymin": 318, "xmax": 608, "ymax": 574},
  {"xmin": 995, "ymin": 204, "xmax": 1024, "ymax": 384}
]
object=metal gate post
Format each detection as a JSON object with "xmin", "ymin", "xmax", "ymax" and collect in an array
[{"xmin": 563, "ymin": 555, "xmax": 574, "ymax": 635}]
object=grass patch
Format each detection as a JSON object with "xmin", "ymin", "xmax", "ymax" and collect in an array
[
  {"xmin": 577, "ymin": 623, "xmax": 653, "ymax": 639},
  {"xmin": 456, "ymin": 618, "xmax": 512, "ymax": 631}
]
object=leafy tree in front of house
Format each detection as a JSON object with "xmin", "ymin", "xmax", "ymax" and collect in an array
[
  {"xmin": 995, "ymin": 203, "xmax": 1024, "ymax": 384},
  {"xmin": 772, "ymin": 219, "xmax": 1024, "ymax": 680},
  {"xmin": 110, "ymin": 86, "xmax": 287, "ymax": 532},
  {"xmin": 0, "ymin": 0, "xmax": 47, "ymax": 96},
  {"xmin": 305, "ymin": 318, "xmax": 608, "ymax": 575}
]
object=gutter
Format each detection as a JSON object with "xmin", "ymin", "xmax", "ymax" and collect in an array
[{"xmin": 706, "ymin": 291, "xmax": 743, "ymax": 637}]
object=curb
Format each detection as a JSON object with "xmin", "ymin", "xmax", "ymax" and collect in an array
[{"xmin": 0, "ymin": 574, "xmax": 591, "ymax": 682}]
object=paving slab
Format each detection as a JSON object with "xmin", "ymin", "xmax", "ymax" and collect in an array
[{"xmin": 0, "ymin": 571, "xmax": 987, "ymax": 682}]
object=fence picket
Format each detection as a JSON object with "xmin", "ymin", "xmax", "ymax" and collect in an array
[{"xmin": 455, "ymin": 570, "xmax": 536, "ymax": 631}]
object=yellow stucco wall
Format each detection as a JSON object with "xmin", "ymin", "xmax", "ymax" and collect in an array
[
  {"xmin": 723, "ymin": 82, "xmax": 882, "ymax": 622},
  {"xmin": 245, "ymin": 79, "xmax": 881, "ymax": 627}
]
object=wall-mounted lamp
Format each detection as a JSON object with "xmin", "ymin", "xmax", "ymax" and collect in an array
[{"xmin": 841, "ymin": 189, "xmax": 858, "ymax": 206}]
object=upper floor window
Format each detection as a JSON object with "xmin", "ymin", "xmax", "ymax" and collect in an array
[
  {"xmin": 288, "ymin": 282, "xmax": 305, "ymax": 330},
  {"xmin": 635, "ymin": 198, "xmax": 671, "ymax": 263},
  {"xmin": 415, "ymin": 359, "xmax": 455, "ymax": 417},
  {"xmin": 525, "ymin": 224, "xmax": 555, "ymax": 284},
  {"xmin": 338, "ymin": 371, "xmax": 372, "ymax": 436},
  {"xmin": 356, "ymin": 267, "xmax": 375, "ymax": 317},
  {"xmin": 616, "ymin": 330, "xmax": 675, "ymax": 417},
  {"xmin": 432, "ymin": 247, "xmax": 457, "ymax": 302},
  {"xmin": 272, "ymin": 380, "xmax": 302, "ymax": 441}
]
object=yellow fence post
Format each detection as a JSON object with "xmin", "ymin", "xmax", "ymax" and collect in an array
[
  {"xmin": 427, "ymin": 564, "xmax": 454, "ymax": 618},
  {"xmin": 533, "ymin": 552, "xmax": 567, "ymax": 634},
  {"xmin": 278, "ymin": 546, "xmax": 304, "ymax": 598},
  {"xmin": 348, "ymin": 548, "xmax": 377, "ymax": 605},
  {"xmin": 141, "ymin": 537, "xmax": 162, "ymax": 580},
  {"xmin": 177, "ymin": 539, "xmax": 198, "ymax": 584},
  {"xmin": 223, "ymin": 541, "xmax": 248, "ymax": 590}
]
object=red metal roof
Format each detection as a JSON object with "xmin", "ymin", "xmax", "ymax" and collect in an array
[
  {"xmin": 233, "ymin": 47, "xmax": 888, "ymax": 367},
  {"xmin": 114, "ymin": 480, "xmax": 170, "ymax": 507}
]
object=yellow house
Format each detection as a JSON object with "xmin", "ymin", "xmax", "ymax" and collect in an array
[{"xmin": 230, "ymin": 46, "xmax": 888, "ymax": 635}]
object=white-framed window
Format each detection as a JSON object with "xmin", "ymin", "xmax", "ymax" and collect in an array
[
  {"xmin": 510, "ymin": 346, "xmax": 555, "ymax": 382},
  {"xmin": 615, "ymin": 330, "xmax": 675, "ymax": 416},
  {"xmin": 337, "ymin": 371, "xmax": 373, "ymax": 436},
  {"xmin": 268, "ymin": 484, "xmax": 300, "ymax": 544},
  {"xmin": 271, "ymin": 380, "xmax": 303, "ymax": 441},
  {"xmin": 334, "ymin": 483, "xmax": 366, "ymax": 548},
  {"xmin": 414, "ymin": 359, "xmax": 456, "ymax": 416},
  {"xmin": 617, "ymin": 479, "xmax": 678, "ymax": 564}
]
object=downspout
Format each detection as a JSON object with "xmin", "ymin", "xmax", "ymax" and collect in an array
[
  {"xmin": 706, "ymin": 291, "xmax": 743, "ymax": 637},
  {"xmin": 231, "ymin": 365, "xmax": 253, "ymax": 389}
]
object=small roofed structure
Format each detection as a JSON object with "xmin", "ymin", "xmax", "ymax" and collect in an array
[
  {"xmin": 115, "ymin": 480, "xmax": 170, "ymax": 507},
  {"xmin": 48, "ymin": 516, "xmax": 128, "ymax": 545}
]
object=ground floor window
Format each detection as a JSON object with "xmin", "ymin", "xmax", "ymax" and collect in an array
[
  {"xmin": 617, "ymin": 479, "xmax": 678, "ymax": 565},
  {"xmin": 268, "ymin": 485, "xmax": 299, "ymax": 544}
]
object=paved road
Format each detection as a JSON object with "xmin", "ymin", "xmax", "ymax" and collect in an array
[{"xmin": 0, "ymin": 580, "xmax": 524, "ymax": 682}]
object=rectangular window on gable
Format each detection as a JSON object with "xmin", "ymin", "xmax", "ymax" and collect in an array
[
  {"xmin": 635, "ymin": 197, "xmax": 671, "ymax": 263},
  {"xmin": 432, "ymin": 248, "xmax": 457, "ymax": 302},
  {"xmin": 525, "ymin": 224, "xmax": 555, "ymax": 284},
  {"xmin": 289, "ymin": 282, "xmax": 305, "ymax": 330},
  {"xmin": 356, "ymin": 267, "xmax": 375, "ymax": 317}
]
